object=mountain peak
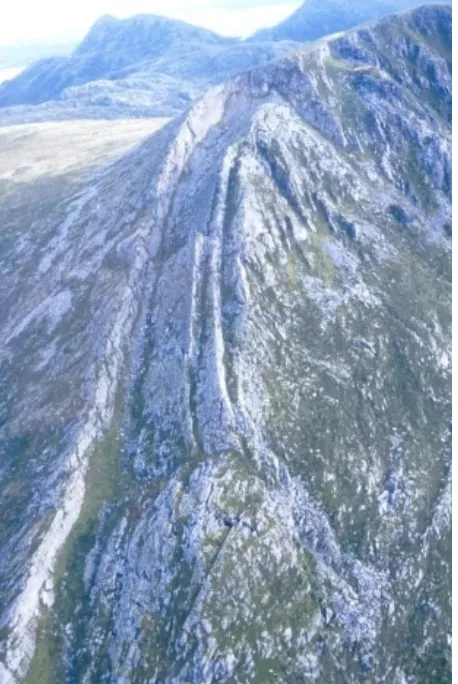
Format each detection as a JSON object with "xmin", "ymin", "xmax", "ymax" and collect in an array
[
  {"xmin": 75, "ymin": 12, "xmax": 232, "ymax": 58},
  {"xmin": 91, "ymin": 13, "xmax": 119, "ymax": 27}
]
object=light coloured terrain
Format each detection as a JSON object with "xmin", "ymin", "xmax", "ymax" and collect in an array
[
  {"xmin": 0, "ymin": 118, "xmax": 169, "ymax": 187},
  {"xmin": 0, "ymin": 117, "xmax": 170, "ymax": 249}
]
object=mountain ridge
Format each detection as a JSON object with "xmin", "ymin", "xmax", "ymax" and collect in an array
[
  {"xmin": 0, "ymin": 4, "xmax": 451, "ymax": 683},
  {"xmin": 73, "ymin": 12, "xmax": 235, "ymax": 59},
  {"xmin": 252, "ymin": 0, "xmax": 452, "ymax": 42}
]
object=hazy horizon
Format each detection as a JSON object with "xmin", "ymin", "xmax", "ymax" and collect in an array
[{"xmin": 0, "ymin": 0, "xmax": 301, "ymax": 47}]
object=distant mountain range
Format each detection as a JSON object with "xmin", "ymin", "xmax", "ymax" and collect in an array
[
  {"xmin": 0, "ymin": 0, "xmax": 451, "ymax": 125},
  {"xmin": 0, "ymin": 15, "xmax": 296, "ymax": 123}
]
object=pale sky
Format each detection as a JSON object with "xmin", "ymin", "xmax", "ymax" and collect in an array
[{"xmin": 0, "ymin": 0, "xmax": 302, "ymax": 45}]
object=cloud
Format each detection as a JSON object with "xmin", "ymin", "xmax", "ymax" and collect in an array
[
  {"xmin": 217, "ymin": 0, "xmax": 297, "ymax": 8},
  {"xmin": 171, "ymin": 3, "xmax": 300, "ymax": 36}
]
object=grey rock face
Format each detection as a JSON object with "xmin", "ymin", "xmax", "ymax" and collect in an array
[{"xmin": 0, "ymin": 5, "xmax": 451, "ymax": 683}]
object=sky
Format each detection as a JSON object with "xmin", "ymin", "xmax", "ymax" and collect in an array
[{"xmin": 0, "ymin": 0, "xmax": 302, "ymax": 45}]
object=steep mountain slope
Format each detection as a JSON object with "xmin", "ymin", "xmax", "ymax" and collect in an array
[
  {"xmin": 0, "ymin": 15, "xmax": 297, "ymax": 124},
  {"xmin": 0, "ymin": 5, "xmax": 451, "ymax": 683},
  {"xmin": 252, "ymin": 0, "xmax": 451, "ymax": 42}
]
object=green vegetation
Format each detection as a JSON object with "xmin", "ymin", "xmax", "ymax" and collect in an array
[{"xmin": 26, "ymin": 384, "xmax": 128, "ymax": 683}]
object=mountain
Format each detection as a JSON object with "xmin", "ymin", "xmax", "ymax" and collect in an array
[
  {"xmin": 252, "ymin": 0, "xmax": 451, "ymax": 42},
  {"xmin": 0, "ymin": 14, "xmax": 297, "ymax": 123},
  {"xmin": 74, "ymin": 13, "xmax": 231, "ymax": 60},
  {"xmin": 0, "ymin": 4, "xmax": 451, "ymax": 683},
  {"xmin": 0, "ymin": 15, "xmax": 232, "ymax": 108}
]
